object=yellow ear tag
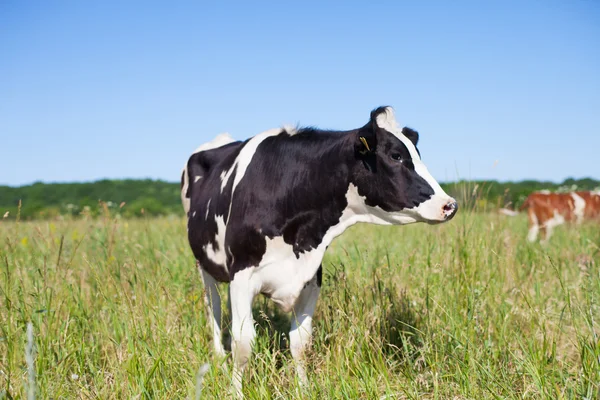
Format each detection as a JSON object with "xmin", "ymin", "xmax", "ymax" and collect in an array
[{"xmin": 359, "ymin": 136, "xmax": 371, "ymax": 152}]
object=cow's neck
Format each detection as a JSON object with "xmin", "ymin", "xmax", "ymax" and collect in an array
[{"xmin": 287, "ymin": 129, "xmax": 375, "ymax": 249}]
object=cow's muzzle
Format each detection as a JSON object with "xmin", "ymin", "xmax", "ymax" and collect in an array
[{"xmin": 442, "ymin": 199, "xmax": 459, "ymax": 221}]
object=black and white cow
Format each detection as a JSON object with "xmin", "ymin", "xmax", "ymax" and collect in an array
[{"xmin": 181, "ymin": 106, "xmax": 458, "ymax": 397}]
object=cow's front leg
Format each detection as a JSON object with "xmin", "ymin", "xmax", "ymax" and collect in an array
[
  {"xmin": 290, "ymin": 265, "xmax": 322, "ymax": 386},
  {"xmin": 199, "ymin": 266, "xmax": 226, "ymax": 358},
  {"xmin": 229, "ymin": 269, "xmax": 258, "ymax": 398}
]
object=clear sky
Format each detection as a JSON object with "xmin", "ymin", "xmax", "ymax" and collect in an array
[{"xmin": 1, "ymin": 1, "xmax": 599, "ymax": 186}]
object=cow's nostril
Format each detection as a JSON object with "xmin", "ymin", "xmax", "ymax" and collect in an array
[{"xmin": 443, "ymin": 201, "xmax": 458, "ymax": 218}]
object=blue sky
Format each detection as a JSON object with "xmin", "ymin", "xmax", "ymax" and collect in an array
[{"xmin": 1, "ymin": 1, "xmax": 599, "ymax": 186}]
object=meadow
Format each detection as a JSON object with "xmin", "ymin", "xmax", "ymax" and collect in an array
[{"xmin": 1, "ymin": 210, "xmax": 599, "ymax": 399}]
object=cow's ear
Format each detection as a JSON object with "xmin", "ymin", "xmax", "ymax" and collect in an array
[
  {"xmin": 356, "ymin": 108, "xmax": 385, "ymax": 155},
  {"xmin": 402, "ymin": 127, "xmax": 419, "ymax": 146},
  {"xmin": 356, "ymin": 124, "xmax": 377, "ymax": 156}
]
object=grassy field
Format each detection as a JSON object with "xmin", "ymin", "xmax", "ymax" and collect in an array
[{"xmin": 1, "ymin": 211, "xmax": 599, "ymax": 399}]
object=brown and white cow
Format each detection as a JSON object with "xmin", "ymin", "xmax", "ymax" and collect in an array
[{"xmin": 519, "ymin": 190, "xmax": 600, "ymax": 242}]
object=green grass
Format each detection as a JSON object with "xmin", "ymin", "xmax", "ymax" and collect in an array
[{"xmin": 1, "ymin": 211, "xmax": 599, "ymax": 399}]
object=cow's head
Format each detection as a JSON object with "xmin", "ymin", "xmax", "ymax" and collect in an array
[{"xmin": 350, "ymin": 106, "xmax": 458, "ymax": 225}]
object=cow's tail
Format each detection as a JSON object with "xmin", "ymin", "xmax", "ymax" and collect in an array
[
  {"xmin": 180, "ymin": 133, "xmax": 236, "ymax": 216},
  {"xmin": 498, "ymin": 208, "xmax": 519, "ymax": 216},
  {"xmin": 181, "ymin": 164, "xmax": 191, "ymax": 215},
  {"xmin": 498, "ymin": 196, "xmax": 532, "ymax": 217},
  {"xmin": 181, "ymin": 153, "xmax": 207, "ymax": 216}
]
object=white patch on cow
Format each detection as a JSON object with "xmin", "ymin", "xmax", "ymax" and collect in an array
[
  {"xmin": 537, "ymin": 190, "xmax": 551, "ymax": 194},
  {"xmin": 345, "ymin": 183, "xmax": 451, "ymax": 225},
  {"xmin": 220, "ymin": 127, "xmax": 284, "ymax": 193},
  {"xmin": 375, "ymin": 107, "xmax": 421, "ymax": 159},
  {"xmin": 229, "ymin": 267, "xmax": 260, "ymax": 398},
  {"xmin": 546, "ymin": 210, "xmax": 565, "ymax": 227},
  {"xmin": 192, "ymin": 211, "xmax": 196, "ymax": 218},
  {"xmin": 541, "ymin": 210, "xmax": 565, "ymax": 243},
  {"xmin": 205, "ymin": 199, "xmax": 211, "ymax": 220},
  {"xmin": 181, "ymin": 133, "xmax": 236, "ymax": 214},
  {"xmin": 203, "ymin": 215, "xmax": 228, "ymax": 267},
  {"xmin": 527, "ymin": 212, "xmax": 539, "ymax": 242},
  {"xmin": 256, "ymin": 236, "xmax": 316, "ymax": 312},
  {"xmin": 571, "ymin": 192, "xmax": 586, "ymax": 224},
  {"xmin": 374, "ymin": 107, "xmax": 454, "ymax": 221},
  {"xmin": 282, "ymin": 124, "xmax": 298, "ymax": 136},
  {"xmin": 289, "ymin": 274, "xmax": 319, "ymax": 385}
]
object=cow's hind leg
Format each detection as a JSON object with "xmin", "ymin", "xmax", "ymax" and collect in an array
[
  {"xmin": 290, "ymin": 265, "xmax": 322, "ymax": 386},
  {"xmin": 199, "ymin": 266, "xmax": 226, "ymax": 358},
  {"xmin": 539, "ymin": 226, "xmax": 549, "ymax": 244},
  {"xmin": 527, "ymin": 210, "xmax": 539, "ymax": 242},
  {"xmin": 229, "ymin": 268, "xmax": 258, "ymax": 398}
]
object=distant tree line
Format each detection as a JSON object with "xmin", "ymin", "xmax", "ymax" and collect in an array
[
  {"xmin": 1, "ymin": 177, "xmax": 598, "ymax": 220},
  {"xmin": 0, "ymin": 179, "xmax": 180, "ymax": 220}
]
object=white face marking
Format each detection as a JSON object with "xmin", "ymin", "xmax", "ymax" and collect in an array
[
  {"xmin": 345, "ymin": 183, "xmax": 449, "ymax": 225},
  {"xmin": 375, "ymin": 108, "xmax": 447, "ymax": 194},
  {"xmin": 374, "ymin": 107, "xmax": 454, "ymax": 222},
  {"xmin": 571, "ymin": 192, "xmax": 586, "ymax": 223}
]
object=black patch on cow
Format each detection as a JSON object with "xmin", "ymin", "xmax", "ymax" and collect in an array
[{"xmin": 316, "ymin": 264, "xmax": 322, "ymax": 287}]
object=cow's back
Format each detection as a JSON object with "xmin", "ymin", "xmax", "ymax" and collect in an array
[{"xmin": 578, "ymin": 191, "xmax": 600, "ymax": 219}]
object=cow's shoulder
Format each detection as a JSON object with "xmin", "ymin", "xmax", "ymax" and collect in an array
[{"xmin": 227, "ymin": 128, "xmax": 352, "ymax": 261}]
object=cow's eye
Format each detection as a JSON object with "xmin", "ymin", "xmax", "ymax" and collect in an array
[{"xmin": 391, "ymin": 154, "xmax": 404, "ymax": 163}]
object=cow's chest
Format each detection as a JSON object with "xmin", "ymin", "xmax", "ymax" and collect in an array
[{"xmin": 253, "ymin": 236, "xmax": 325, "ymax": 313}]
